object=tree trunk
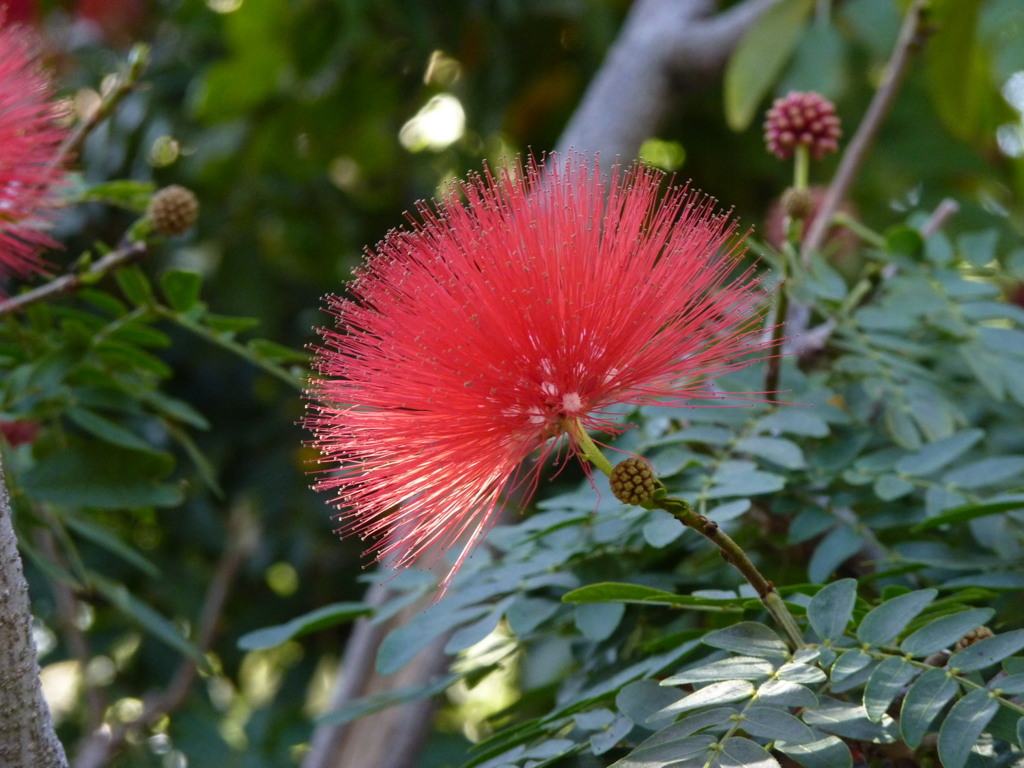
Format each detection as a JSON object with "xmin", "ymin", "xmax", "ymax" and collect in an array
[{"xmin": 0, "ymin": 456, "xmax": 69, "ymax": 768}]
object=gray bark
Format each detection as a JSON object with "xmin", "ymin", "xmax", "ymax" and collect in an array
[
  {"xmin": 556, "ymin": 0, "xmax": 784, "ymax": 163},
  {"xmin": 0, "ymin": 457, "xmax": 69, "ymax": 768}
]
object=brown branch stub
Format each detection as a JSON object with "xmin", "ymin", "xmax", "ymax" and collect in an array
[
  {"xmin": 0, "ymin": 458, "xmax": 70, "ymax": 768},
  {"xmin": 555, "ymin": 0, "xmax": 785, "ymax": 161}
]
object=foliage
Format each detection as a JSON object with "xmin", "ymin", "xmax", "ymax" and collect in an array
[{"xmin": 1, "ymin": 1, "xmax": 1024, "ymax": 767}]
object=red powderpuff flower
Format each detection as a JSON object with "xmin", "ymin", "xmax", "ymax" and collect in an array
[
  {"xmin": 0, "ymin": 20, "xmax": 69, "ymax": 283},
  {"xmin": 764, "ymin": 91, "xmax": 841, "ymax": 160},
  {"xmin": 307, "ymin": 156, "xmax": 772, "ymax": 590}
]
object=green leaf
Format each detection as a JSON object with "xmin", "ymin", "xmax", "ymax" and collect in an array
[
  {"xmin": 756, "ymin": 409, "xmax": 829, "ymax": 438},
  {"xmin": 874, "ymin": 474, "xmax": 914, "ymax": 500},
  {"xmin": 316, "ymin": 675, "xmax": 455, "ymax": 727},
  {"xmin": 736, "ymin": 436, "xmax": 805, "ymax": 469},
  {"xmin": 741, "ymin": 706, "xmax": 815, "ymax": 744},
  {"xmin": 937, "ymin": 688, "xmax": 999, "ymax": 768},
  {"xmin": 506, "ymin": 596, "xmax": 560, "ymax": 636},
  {"xmin": 610, "ymin": 734, "xmax": 718, "ymax": 768},
  {"xmin": 776, "ymin": 660, "xmax": 826, "ymax": 685},
  {"xmin": 562, "ymin": 583, "xmax": 745, "ymax": 611},
  {"xmin": 247, "ymin": 338, "xmax": 310, "ymax": 364},
  {"xmin": 884, "ymin": 404, "xmax": 922, "ymax": 449},
  {"xmin": 944, "ymin": 457, "xmax": 1024, "ymax": 489},
  {"xmin": 238, "ymin": 602, "xmax": 373, "ymax": 650},
  {"xmin": 723, "ymin": 0, "xmax": 814, "ymax": 130},
  {"xmin": 710, "ymin": 737, "xmax": 780, "ymax": 768},
  {"xmin": 991, "ymin": 674, "xmax": 1024, "ymax": 695},
  {"xmin": 802, "ymin": 698, "xmax": 898, "ymax": 742},
  {"xmin": 830, "ymin": 649, "xmax": 876, "ymax": 692},
  {"xmin": 80, "ymin": 289, "xmax": 128, "ymax": 317},
  {"xmin": 659, "ymin": 680, "xmax": 756, "ymax": 717},
  {"xmin": 72, "ymin": 179, "xmax": 155, "ymax": 211},
  {"xmin": 63, "ymin": 516, "xmax": 160, "ymax": 578},
  {"xmin": 115, "ymin": 265, "xmax": 154, "ymax": 306},
  {"xmin": 203, "ymin": 314, "xmax": 261, "ymax": 334},
  {"xmin": 643, "ymin": 510, "xmax": 684, "ymax": 547},
  {"xmin": 616, "ymin": 680, "xmax": 702, "ymax": 730},
  {"xmin": 808, "ymin": 525, "xmax": 863, "ymax": 583},
  {"xmin": 108, "ymin": 320, "xmax": 171, "ymax": 349},
  {"xmin": 756, "ymin": 679, "xmax": 818, "ymax": 708},
  {"xmin": 885, "ymin": 226, "xmax": 925, "ymax": 258},
  {"xmin": 864, "ymin": 656, "xmax": 920, "ymax": 722},
  {"xmin": 900, "ymin": 608, "xmax": 996, "ymax": 657},
  {"xmin": 377, "ymin": 603, "xmax": 491, "ymax": 675},
  {"xmin": 574, "ymin": 601, "xmax": 625, "ymax": 642},
  {"xmin": 20, "ymin": 439, "xmax": 183, "ymax": 508},
  {"xmin": 94, "ymin": 340, "xmax": 172, "ymax": 378},
  {"xmin": 896, "ymin": 429, "xmax": 981, "ymax": 478},
  {"xmin": 663, "ymin": 656, "xmax": 775, "ymax": 685},
  {"xmin": 92, "ymin": 576, "xmax": 211, "ymax": 673},
  {"xmin": 900, "ymin": 667, "xmax": 960, "ymax": 748},
  {"xmin": 137, "ymin": 389, "xmax": 210, "ymax": 429},
  {"xmin": 703, "ymin": 622, "xmax": 790, "ymax": 659},
  {"xmin": 807, "ymin": 578, "xmax": 857, "ymax": 642},
  {"xmin": 857, "ymin": 589, "xmax": 937, "ymax": 647},
  {"xmin": 948, "ymin": 630, "xmax": 1024, "ymax": 672},
  {"xmin": 161, "ymin": 270, "xmax": 203, "ymax": 312},
  {"xmin": 446, "ymin": 604, "xmax": 507, "ymax": 652},
  {"xmin": 925, "ymin": 0, "xmax": 985, "ymax": 143},
  {"xmin": 66, "ymin": 407, "xmax": 154, "ymax": 452},
  {"xmin": 590, "ymin": 713, "xmax": 633, "ymax": 756},
  {"xmin": 913, "ymin": 499, "xmax": 1024, "ymax": 531},
  {"xmin": 706, "ymin": 465, "xmax": 786, "ymax": 498},
  {"xmin": 778, "ymin": 20, "xmax": 845, "ymax": 98},
  {"xmin": 775, "ymin": 736, "xmax": 851, "ymax": 768}
]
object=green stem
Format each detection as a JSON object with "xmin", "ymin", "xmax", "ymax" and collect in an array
[
  {"xmin": 793, "ymin": 145, "xmax": 810, "ymax": 191},
  {"xmin": 832, "ymin": 211, "xmax": 886, "ymax": 248},
  {"xmin": 763, "ymin": 264, "xmax": 788, "ymax": 395},
  {"xmin": 566, "ymin": 420, "xmax": 614, "ymax": 476},
  {"xmin": 154, "ymin": 306, "xmax": 306, "ymax": 392},
  {"xmin": 567, "ymin": 423, "xmax": 804, "ymax": 650},
  {"xmin": 658, "ymin": 496, "xmax": 805, "ymax": 651}
]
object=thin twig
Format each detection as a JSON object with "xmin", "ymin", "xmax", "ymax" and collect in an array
[
  {"xmin": 919, "ymin": 197, "xmax": 960, "ymax": 238},
  {"xmin": 72, "ymin": 505, "xmax": 257, "ymax": 768},
  {"xmin": 788, "ymin": 196, "xmax": 960, "ymax": 359},
  {"xmin": 800, "ymin": 0, "xmax": 931, "ymax": 263},
  {"xmin": 33, "ymin": 527, "xmax": 107, "ymax": 733},
  {"xmin": 56, "ymin": 45, "xmax": 149, "ymax": 166},
  {"xmin": 0, "ymin": 240, "xmax": 147, "ymax": 318}
]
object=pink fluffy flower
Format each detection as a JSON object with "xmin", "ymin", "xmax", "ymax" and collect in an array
[
  {"xmin": 0, "ymin": 20, "xmax": 68, "ymax": 283},
  {"xmin": 308, "ymin": 157, "xmax": 771, "ymax": 589}
]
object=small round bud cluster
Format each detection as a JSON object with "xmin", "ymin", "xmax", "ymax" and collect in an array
[
  {"xmin": 147, "ymin": 185, "xmax": 199, "ymax": 236},
  {"xmin": 955, "ymin": 626, "xmax": 994, "ymax": 651},
  {"xmin": 610, "ymin": 457, "xmax": 659, "ymax": 506},
  {"xmin": 781, "ymin": 187, "xmax": 816, "ymax": 220},
  {"xmin": 764, "ymin": 91, "xmax": 841, "ymax": 160}
]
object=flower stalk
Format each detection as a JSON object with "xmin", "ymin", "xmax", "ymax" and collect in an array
[
  {"xmin": 600, "ymin": 454, "xmax": 804, "ymax": 651},
  {"xmin": 655, "ymin": 496, "xmax": 805, "ymax": 651}
]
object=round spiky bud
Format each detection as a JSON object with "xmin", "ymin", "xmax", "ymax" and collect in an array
[
  {"xmin": 955, "ymin": 626, "xmax": 994, "ymax": 651},
  {"xmin": 764, "ymin": 91, "xmax": 841, "ymax": 160},
  {"xmin": 610, "ymin": 457, "xmax": 660, "ymax": 506},
  {"xmin": 147, "ymin": 185, "xmax": 199, "ymax": 236},
  {"xmin": 781, "ymin": 187, "xmax": 816, "ymax": 220}
]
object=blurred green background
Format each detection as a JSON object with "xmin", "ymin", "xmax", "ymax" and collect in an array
[{"xmin": 5, "ymin": 0, "xmax": 1024, "ymax": 764}]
